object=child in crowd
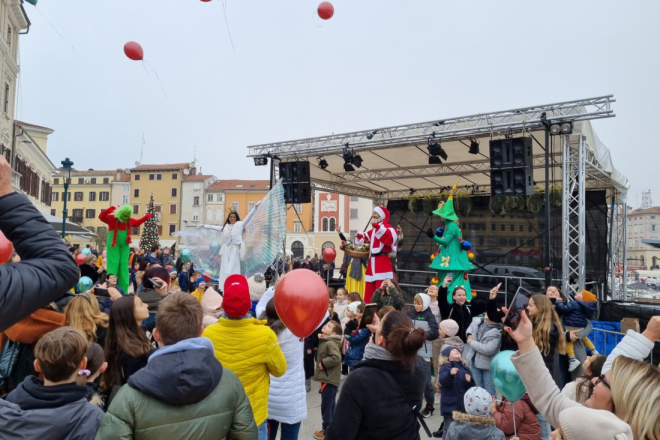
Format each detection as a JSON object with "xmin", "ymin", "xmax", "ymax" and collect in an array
[
  {"xmin": 561, "ymin": 354, "xmax": 607, "ymax": 404},
  {"xmin": 463, "ymin": 314, "xmax": 502, "ymax": 397},
  {"xmin": 0, "ymin": 327, "xmax": 104, "ymax": 439},
  {"xmin": 313, "ymin": 321, "xmax": 343, "ymax": 440},
  {"xmin": 427, "ymin": 284, "xmax": 444, "ymax": 376},
  {"xmin": 443, "ymin": 387, "xmax": 505, "ymax": 440},
  {"xmin": 343, "ymin": 302, "xmax": 369, "ymax": 372},
  {"xmin": 334, "ymin": 287, "xmax": 349, "ymax": 323},
  {"xmin": 439, "ymin": 319, "xmax": 464, "ymax": 353},
  {"xmin": 552, "ymin": 290, "xmax": 599, "ymax": 371},
  {"xmin": 408, "ymin": 293, "xmax": 440, "ymax": 417},
  {"xmin": 327, "ymin": 301, "xmax": 340, "ymax": 324},
  {"xmin": 492, "ymin": 393, "xmax": 540, "ymax": 440},
  {"xmin": 75, "ymin": 342, "xmax": 107, "ymax": 408},
  {"xmin": 436, "ymin": 345, "xmax": 474, "ymax": 435},
  {"xmin": 347, "ymin": 291, "xmax": 362, "ymax": 303},
  {"xmin": 191, "ymin": 278, "xmax": 207, "ymax": 303},
  {"xmin": 328, "ymin": 287, "xmax": 336, "ymax": 301}
]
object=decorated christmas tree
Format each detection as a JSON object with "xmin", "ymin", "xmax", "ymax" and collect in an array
[{"xmin": 139, "ymin": 195, "xmax": 161, "ymax": 251}]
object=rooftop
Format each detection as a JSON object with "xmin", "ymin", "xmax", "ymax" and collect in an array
[
  {"xmin": 183, "ymin": 174, "xmax": 214, "ymax": 181},
  {"xmin": 53, "ymin": 169, "xmax": 117, "ymax": 177},
  {"xmin": 131, "ymin": 163, "xmax": 191, "ymax": 172},
  {"xmin": 629, "ymin": 207, "xmax": 660, "ymax": 216},
  {"xmin": 15, "ymin": 120, "xmax": 54, "ymax": 133},
  {"xmin": 207, "ymin": 179, "xmax": 271, "ymax": 191},
  {"xmin": 113, "ymin": 174, "xmax": 132, "ymax": 182}
]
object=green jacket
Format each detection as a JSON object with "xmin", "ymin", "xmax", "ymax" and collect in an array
[
  {"xmin": 313, "ymin": 335, "xmax": 343, "ymax": 388},
  {"xmin": 95, "ymin": 370, "xmax": 256, "ymax": 440}
]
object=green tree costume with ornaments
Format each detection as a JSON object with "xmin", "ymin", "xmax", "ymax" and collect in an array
[{"xmin": 428, "ymin": 183, "xmax": 475, "ymax": 303}]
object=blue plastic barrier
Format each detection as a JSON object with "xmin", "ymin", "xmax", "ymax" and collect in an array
[{"xmin": 588, "ymin": 321, "xmax": 622, "ymax": 356}]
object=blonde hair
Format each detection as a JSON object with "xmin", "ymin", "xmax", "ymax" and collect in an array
[
  {"xmin": 530, "ymin": 294, "xmax": 566, "ymax": 356},
  {"xmin": 65, "ymin": 294, "xmax": 109, "ymax": 342},
  {"xmin": 610, "ymin": 356, "xmax": 660, "ymax": 440}
]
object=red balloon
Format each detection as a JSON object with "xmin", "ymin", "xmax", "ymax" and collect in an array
[
  {"xmin": 124, "ymin": 41, "xmax": 144, "ymax": 61},
  {"xmin": 200, "ymin": 0, "xmax": 212, "ymax": 2},
  {"xmin": 322, "ymin": 247, "xmax": 336, "ymax": 264},
  {"xmin": 0, "ymin": 231, "xmax": 13, "ymax": 264},
  {"xmin": 274, "ymin": 270, "xmax": 328, "ymax": 338},
  {"xmin": 317, "ymin": 2, "xmax": 334, "ymax": 20},
  {"xmin": 75, "ymin": 253, "xmax": 86, "ymax": 266}
]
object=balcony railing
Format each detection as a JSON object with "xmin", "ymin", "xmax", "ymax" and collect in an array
[{"xmin": 69, "ymin": 216, "xmax": 83, "ymax": 224}]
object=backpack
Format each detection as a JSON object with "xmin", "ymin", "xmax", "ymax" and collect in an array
[{"xmin": 0, "ymin": 339, "xmax": 36, "ymax": 394}]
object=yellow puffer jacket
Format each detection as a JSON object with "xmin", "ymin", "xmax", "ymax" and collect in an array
[{"xmin": 203, "ymin": 318, "xmax": 287, "ymax": 425}]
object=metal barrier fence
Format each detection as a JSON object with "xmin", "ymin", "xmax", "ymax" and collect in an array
[{"xmin": 590, "ymin": 327, "xmax": 659, "ymax": 365}]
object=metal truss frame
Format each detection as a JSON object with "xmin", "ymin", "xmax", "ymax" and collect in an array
[
  {"xmin": 248, "ymin": 95, "xmax": 615, "ymax": 158},
  {"xmin": 562, "ymin": 135, "xmax": 586, "ymax": 297},
  {"xmin": 609, "ymin": 194, "xmax": 628, "ymax": 300}
]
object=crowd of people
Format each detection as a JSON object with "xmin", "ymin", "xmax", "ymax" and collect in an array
[{"xmin": 0, "ymin": 156, "xmax": 660, "ymax": 440}]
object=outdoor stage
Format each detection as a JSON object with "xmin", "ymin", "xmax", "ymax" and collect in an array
[{"xmin": 248, "ymin": 96, "xmax": 631, "ymax": 302}]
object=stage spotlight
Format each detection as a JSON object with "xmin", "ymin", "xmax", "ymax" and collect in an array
[
  {"xmin": 428, "ymin": 155, "xmax": 442, "ymax": 165},
  {"xmin": 427, "ymin": 137, "xmax": 441, "ymax": 156},
  {"xmin": 469, "ymin": 139, "xmax": 480, "ymax": 155},
  {"xmin": 560, "ymin": 122, "xmax": 573, "ymax": 134},
  {"xmin": 343, "ymin": 148, "xmax": 355, "ymax": 172},
  {"xmin": 253, "ymin": 156, "xmax": 268, "ymax": 166},
  {"xmin": 317, "ymin": 157, "xmax": 329, "ymax": 170},
  {"xmin": 352, "ymin": 154, "xmax": 363, "ymax": 168},
  {"xmin": 549, "ymin": 124, "xmax": 562, "ymax": 135},
  {"xmin": 366, "ymin": 130, "xmax": 377, "ymax": 140},
  {"xmin": 438, "ymin": 145, "xmax": 448, "ymax": 161}
]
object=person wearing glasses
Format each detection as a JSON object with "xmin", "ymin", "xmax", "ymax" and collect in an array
[{"xmin": 506, "ymin": 312, "xmax": 660, "ymax": 440}]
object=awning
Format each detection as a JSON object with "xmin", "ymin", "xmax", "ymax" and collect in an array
[
  {"xmin": 642, "ymin": 239, "xmax": 660, "ymax": 250},
  {"xmin": 40, "ymin": 212, "xmax": 96, "ymax": 237}
]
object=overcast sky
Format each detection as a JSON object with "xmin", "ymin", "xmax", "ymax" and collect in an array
[{"xmin": 18, "ymin": 0, "xmax": 660, "ymax": 209}]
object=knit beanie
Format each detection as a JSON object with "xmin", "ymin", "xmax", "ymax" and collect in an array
[
  {"xmin": 559, "ymin": 407, "xmax": 633, "ymax": 440},
  {"xmin": 247, "ymin": 274, "xmax": 267, "ymax": 301},
  {"xmin": 463, "ymin": 387, "xmax": 492, "ymax": 417},
  {"xmin": 223, "ymin": 274, "xmax": 251, "ymax": 318},
  {"xmin": 442, "ymin": 345, "xmax": 462, "ymax": 358},
  {"xmin": 581, "ymin": 290, "xmax": 597, "ymax": 303},
  {"xmin": 440, "ymin": 319, "xmax": 459, "ymax": 338},
  {"xmin": 347, "ymin": 301, "xmax": 362, "ymax": 315}
]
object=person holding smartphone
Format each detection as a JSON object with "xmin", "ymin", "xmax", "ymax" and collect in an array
[{"xmin": 438, "ymin": 274, "xmax": 488, "ymax": 343}]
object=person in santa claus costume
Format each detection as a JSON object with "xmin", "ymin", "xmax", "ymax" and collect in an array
[{"xmin": 357, "ymin": 206, "xmax": 398, "ymax": 303}]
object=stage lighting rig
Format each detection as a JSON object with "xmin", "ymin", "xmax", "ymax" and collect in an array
[
  {"xmin": 253, "ymin": 156, "xmax": 268, "ymax": 166},
  {"xmin": 366, "ymin": 130, "xmax": 378, "ymax": 140},
  {"xmin": 469, "ymin": 139, "xmax": 480, "ymax": 155},
  {"xmin": 317, "ymin": 157, "xmax": 329, "ymax": 170},
  {"xmin": 549, "ymin": 121, "xmax": 573, "ymax": 135},
  {"xmin": 343, "ymin": 147, "xmax": 355, "ymax": 172}
]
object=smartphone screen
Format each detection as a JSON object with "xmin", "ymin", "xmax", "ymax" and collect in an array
[
  {"xmin": 94, "ymin": 288, "xmax": 110, "ymax": 297},
  {"xmin": 149, "ymin": 278, "xmax": 163, "ymax": 288},
  {"xmin": 502, "ymin": 287, "xmax": 533, "ymax": 330},
  {"xmin": 359, "ymin": 303, "xmax": 377, "ymax": 330}
]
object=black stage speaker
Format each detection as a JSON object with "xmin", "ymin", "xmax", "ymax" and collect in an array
[
  {"xmin": 490, "ymin": 167, "xmax": 534, "ymax": 197},
  {"xmin": 489, "ymin": 137, "xmax": 533, "ymax": 168},
  {"xmin": 490, "ymin": 137, "xmax": 534, "ymax": 197},
  {"xmin": 279, "ymin": 161, "xmax": 310, "ymax": 182},
  {"xmin": 280, "ymin": 161, "xmax": 312, "ymax": 203}
]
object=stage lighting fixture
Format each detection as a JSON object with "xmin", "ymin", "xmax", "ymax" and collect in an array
[
  {"xmin": 549, "ymin": 124, "xmax": 561, "ymax": 135},
  {"xmin": 253, "ymin": 156, "xmax": 268, "ymax": 166},
  {"xmin": 560, "ymin": 122, "xmax": 573, "ymax": 134},
  {"xmin": 427, "ymin": 138, "xmax": 441, "ymax": 156},
  {"xmin": 438, "ymin": 145, "xmax": 448, "ymax": 161},
  {"xmin": 317, "ymin": 157, "xmax": 329, "ymax": 170},
  {"xmin": 343, "ymin": 148, "xmax": 355, "ymax": 172},
  {"xmin": 366, "ymin": 130, "xmax": 377, "ymax": 140},
  {"xmin": 352, "ymin": 154, "xmax": 363, "ymax": 168},
  {"xmin": 428, "ymin": 155, "xmax": 442, "ymax": 165},
  {"xmin": 469, "ymin": 139, "xmax": 480, "ymax": 155}
]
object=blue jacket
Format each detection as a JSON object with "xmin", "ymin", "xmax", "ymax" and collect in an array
[
  {"xmin": 438, "ymin": 359, "xmax": 475, "ymax": 416},
  {"xmin": 553, "ymin": 299, "xmax": 596, "ymax": 328},
  {"xmin": 343, "ymin": 327, "xmax": 370, "ymax": 368},
  {"xmin": 178, "ymin": 272, "xmax": 189, "ymax": 292},
  {"xmin": 407, "ymin": 307, "xmax": 439, "ymax": 359}
]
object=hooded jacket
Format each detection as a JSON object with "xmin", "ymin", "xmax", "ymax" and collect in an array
[
  {"xmin": 313, "ymin": 334, "xmax": 342, "ymax": 387},
  {"xmin": 463, "ymin": 317, "xmax": 502, "ymax": 370},
  {"xmin": 407, "ymin": 293, "xmax": 439, "ymax": 358},
  {"xmin": 94, "ymin": 337, "xmax": 257, "ymax": 440},
  {"xmin": 553, "ymin": 299, "xmax": 596, "ymax": 328},
  {"xmin": 267, "ymin": 326, "xmax": 307, "ymax": 425},
  {"xmin": 493, "ymin": 397, "xmax": 540, "ymax": 440},
  {"xmin": 203, "ymin": 317, "xmax": 287, "ymax": 426},
  {"xmin": 343, "ymin": 326, "xmax": 370, "ymax": 368},
  {"xmin": 201, "ymin": 287, "xmax": 223, "ymax": 327},
  {"xmin": 444, "ymin": 411, "xmax": 505, "ymax": 440},
  {"xmin": 438, "ymin": 285, "xmax": 488, "ymax": 343},
  {"xmin": 325, "ymin": 344, "xmax": 427, "ymax": 440},
  {"xmin": 371, "ymin": 284, "xmax": 405, "ymax": 311},
  {"xmin": 438, "ymin": 356, "xmax": 474, "ymax": 416},
  {"xmin": 0, "ymin": 193, "xmax": 79, "ymax": 332},
  {"xmin": 0, "ymin": 376, "xmax": 103, "ymax": 440}
]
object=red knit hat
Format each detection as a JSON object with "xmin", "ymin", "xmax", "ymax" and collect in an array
[{"xmin": 223, "ymin": 274, "xmax": 251, "ymax": 318}]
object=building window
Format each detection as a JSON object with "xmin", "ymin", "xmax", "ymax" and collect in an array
[
  {"xmin": 528, "ymin": 225, "xmax": 533, "ymax": 232},
  {"xmin": 248, "ymin": 202, "xmax": 256, "ymax": 211},
  {"xmin": 85, "ymin": 209, "xmax": 96, "ymax": 219},
  {"xmin": 479, "ymin": 237, "xmax": 484, "ymax": 245},
  {"xmin": 207, "ymin": 193, "xmax": 214, "ymax": 202},
  {"xmin": 500, "ymin": 224, "xmax": 506, "ymax": 232},
  {"xmin": 54, "ymin": 178, "xmax": 59, "ymax": 185},
  {"xmin": 3, "ymin": 83, "xmax": 9, "ymax": 113},
  {"xmin": 294, "ymin": 221, "xmax": 302, "ymax": 232},
  {"xmin": 134, "ymin": 174, "xmax": 140, "ymax": 181},
  {"xmin": 216, "ymin": 210, "xmax": 223, "ymax": 221},
  {"xmin": 6, "ymin": 25, "xmax": 11, "ymax": 47},
  {"xmin": 216, "ymin": 194, "xmax": 223, "ymax": 202},
  {"xmin": 63, "ymin": 192, "xmax": 70, "ymax": 201},
  {"xmin": 103, "ymin": 178, "xmax": 109, "ymax": 184},
  {"xmin": 170, "ymin": 203, "xmax": 177, "ymax": 215},
  {"xmin": 207, "ymin": 208, "xmax": 213, "ymax": 221},
  {"xmin": 499, "ymin": 238, "xmax": 507, "ymax": 246},
  {"xmin": 509, "ymin": 238, "xmax": 516, "ymax": 246},
  {"xmin": 90, "ymin": 178, "xmax": 96, "ymax": 184},
  {"xmin": 192, "ymin": 212, "xmax": 199, "ymax": 221},
  {"xmin": 172, "ymin": 173, "xmax": 178, "ymax": 180},
  {"xmin": 74, "ymin": 192, "xmax": 83, "ymax": 201},
  {"xmin": 149, "ymin": 174, "xmax": 155, "ymax": 180},
  {"xmin": 89, "ymin": 192, "xmax": 96, "ymax": 202},
  {"xmin": 123, "ymin": 185, "xmax": 129, "ymax": 192},
  {"xmin": 329, "ymin": 217, "xmax": 336, "ymax": 231},
  {"xmin": 520, "ymin": 238, "xmax": 526, "ymax": 246},
  {"xmin": 169, "ymin": 224, "xmax": 176, "ymax": 235},
  {"xmin": 231, "ymin": 202, "xmax": 239, "ymax": 212},
  {"xmin": 291, "ymin": 241, "xmax": 304, "ymax": 259},
  {"xmin": 133, "ymin": 205, "xmax": 139, "ymax": 214},
  {"xmin": 134, "ymin": 189, "xmax": 140, "ymax": 197},
  {"xmin": 294, "ymin": 204, "xmax": 302, "ymax": 213},
  {"xmin": 510, "ymin": 224, "xmax": 515, "ymax": 232},
  {"xmin": 528, "ymin": 239, "xmax": 535, "ymax": 247},
  {"xmin": 194, "ymin": 196, "xmax": 200, "ymax": 206},
  {"xmin": 519, "ymin": 224, "xmax": 524, "ymax": 232},
  {"xmin": 72, "ymin": 209, "xmax": 83, "ymax": 222},
  {"xmin": 491, "ymin": 223, "xmax": 496, "ymax": 231},
  {"xmin": 171, "ymin": 188, "xmax": 177, "ymax": 197},
  {"xmin": 156, "ymin": 174, "xmax": 162, "ymax": 180},
  {"xmin": 131, "ymin": 226, "xmax": 139, "ymax": 235},
  {"xmin": 157, "ymin": 225, "xmax": 163, "ymax": 236},
  {"xmin": 122, "ymin": 195, "xmax": 129, "ymax": 204},
  {"xmin": 100, "ymin": 192, "xmax": 109, "ymax": 201},
  {"xmin": 351, "ymin": 196, "xmax": 358, "ymax": 201},
  {"xmin": 52, "ymin": 192, "xmax": 59, "ymax": 202},
  {"xmin": 78, "ymin": 178, "xmax": 84, "ymax": 185},
  {"xmin": 50, "ymin": 209, "xmax": 56, "ymax": 216},
  {"xmin": 350, "ymin": 208, "xmax": 358, "ymax": 219},
  {"xmin": 651, "ymin": 224, "xmax": 657, "ymax": 232},
  {"xmin": 322, "ymin": 217, "xmax": 329, "ymax": 232},
  {"xmin": 322, "ymin": 241, "xmax": 335, "ymax": 250}
]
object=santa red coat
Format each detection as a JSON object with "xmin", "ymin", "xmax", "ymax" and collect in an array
[{"xmin": 358, "ymin": 207, "xmax": 398, "ymax": 283}]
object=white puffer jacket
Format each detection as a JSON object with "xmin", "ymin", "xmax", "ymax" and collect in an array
[{"xmin": 267, "ymin": 327, "xmax": 307, "ymax": 424}]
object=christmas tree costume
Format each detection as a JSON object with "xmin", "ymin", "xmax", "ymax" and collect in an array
[
  {"xmin": 99, "ymin": 205, "xmax": 152, "ymax": 292},
  {"xmin": 429, "ymin": 183, "xmax": 474, "ymax": 303}
]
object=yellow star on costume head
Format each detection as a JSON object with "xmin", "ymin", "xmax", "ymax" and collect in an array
[{"xmin": 440, "ymin": 256, "xmax": 451, "ymax": 267}]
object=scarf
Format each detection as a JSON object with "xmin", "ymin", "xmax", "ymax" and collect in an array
[
  {"xmin": 363, "ymin": 343, "xmax": 394, "ymax": 361},
  {"xmin": 348, "ymin": 257, "xmax": 366, "ymax": 281}
]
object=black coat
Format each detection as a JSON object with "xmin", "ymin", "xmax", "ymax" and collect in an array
[
  {"xmin": 326, "ymin": 357, "xmax": 427, "ymax": 440},
  {"xmin": 438, "ymin": 286, "xmax": 487, "ymax": 343},
  {"xmin": 79, "ymin": 263, "xmax": 100, "ymax": 285},
  {"xmin": 0, "ymin": 193, "xmax": 79, "ymax": 332}
]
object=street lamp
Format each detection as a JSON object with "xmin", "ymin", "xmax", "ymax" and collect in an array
[{"xmin": 60, "ymin": 158, "xmax": 74, "ymax": 238}]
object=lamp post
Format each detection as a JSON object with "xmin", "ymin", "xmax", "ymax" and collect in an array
[{"xmin": 60, "ymin": 158, "xmax": 74, "ymax": 238}]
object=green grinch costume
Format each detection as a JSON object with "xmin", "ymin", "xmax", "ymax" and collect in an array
[
  {"xmin": 429, "ymin": 183, "xmax": 474, "ymax": 303},
  {"xmin": 99, "ymin": 205, "xmax": 151, "ymax": 292}
]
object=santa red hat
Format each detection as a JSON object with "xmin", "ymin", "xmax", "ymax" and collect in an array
[
  {"xmin": 373, "ymin": 206, "xmax": 390, "ymax": 223},
  {"xmin": 223, "ymin": 274, "xmax": 251, "ymax": 318}
]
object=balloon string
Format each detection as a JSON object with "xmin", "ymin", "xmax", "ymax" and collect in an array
[
  {"xmin": 494, "ymin": 399, "xmax": 517, "ymax": 437},
  {"xmin": 34, "ymin": 7, "xmax": 75, "ymax": 51},
  {"xmin": 217, "ymin": 0, "xmax": 235, "ymax": 55},
  {"xmin": 143, "ymin": 60, "xmax": 168, "ymax": 100}
]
